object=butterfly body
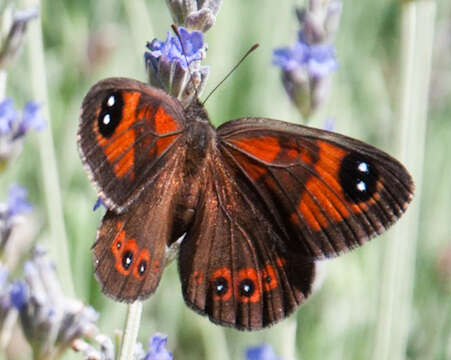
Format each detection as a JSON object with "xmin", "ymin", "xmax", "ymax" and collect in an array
[{"xmin": 78, "ymin": 77, "xmax": 414, "ymax": 330}]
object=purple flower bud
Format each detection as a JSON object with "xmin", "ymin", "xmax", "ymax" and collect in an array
[
  {"xmin": 0, "ymin": 99, "xmax": 18, "ymax": 134},
  {"xmin": 6, "ymin": 184, "xmax": 32, "ymax": 217},
  {"xmin": 143, "ymin": 333, "xmax": 172, "ymax": 360},
  {"xmin": 246, "ymin": 344, "xmax": 279, "ymax": 360},
  {"xmin": 10, "ymin": 280, "xmax": 28, "ymax": 310}
]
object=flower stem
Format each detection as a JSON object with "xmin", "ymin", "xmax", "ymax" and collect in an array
[
  {"xmin": 372, "ymin": 1, "xmax": 435, "ymax": 359},
  {"xmin": 0, "ymin": 70, "xmax": 7, "ymax": 99},
  {"xmin": 119, "ymin": 302, "xmax": 143, "ymax": 360},
  {"xmin": 25, "ymin": 0, "xmax": 74, "ymax": 297}
]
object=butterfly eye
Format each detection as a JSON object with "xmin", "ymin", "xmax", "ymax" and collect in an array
[
  {"xmin": 98, "ymin": 91, "xmax": 124, "ymax": 138},
  {"xmin": 339, "ymin": 152, "xmax": 379, "ymax": 203}
]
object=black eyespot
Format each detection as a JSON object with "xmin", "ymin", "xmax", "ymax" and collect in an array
[
  {"xmin": 116, "ymin": 241, "xmax": 121, "ymax": 250},
  {"xmin": 239, "ymin": 278, "xmax": 255, "ymax": 298},
  {"xmin": 339, "ymin": 152, "xmax": 379, "ymax": 203},
  {"xmin": 98, "ymin": 91, "xmax": 124, "ymax": 138},
  {"xmin": 265, "ymin": 276, "xmax": 272, "ymax": 283},
  {"xmin": 138, "ymin": 260, "xmax": 147, "ymax": 276},
  {"xmin": 213, "ymin": 276, "xmax": 228, "ymax": 296},
  {"xmin": 122, "ymin": 250, "xmax": 133, "ymax": 270}
]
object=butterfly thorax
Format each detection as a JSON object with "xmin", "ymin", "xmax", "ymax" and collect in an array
[{"xmin": 170, "ymin": 99, "xmax": 216, "ymax": 242}]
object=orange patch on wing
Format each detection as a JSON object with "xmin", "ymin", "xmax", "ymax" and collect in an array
[
  {"xmin": 210, "ymin": 268, "xmax": 232, "ymax": 301},
  {"xmin": 155, "ymin": 134, "xmax": 178, "ymax": 156},
  {"xmin": 111, "ymin": 230, "xmax": 126, "ymax": 259},
  {"xmin": 95, "ymin": 92, "xmax": 141, "ymax": 179},
  {"xmin": 261, "ymin": 265, "xmax": 278, "ymax": 292},
  {"xmin": 230, "ymin": 150, "xmax": 268, "ymax": 181},
  {"xmin": 236, "ymin": 268, "xmax": 261, "ymax": 303},
  {"xmin": 154, "ymin": 106, "xmax": 180, "ymax": 135},
  {"xmin": 115, "ymin": 239, "xmax": 138, "ymax": 275},
  {"xmin": 229, "ymin": 136, "xmax": 281, "ymax": 163},
  {"xmin": 296, "ymin": 141, "xmax": 382, "ymax": 232},
  {"xmin": 276, "ymin": 257, "xmax": 286, "ymax": 268},
  {"xmin": 190, "ymin": 271, "xmax": 204, "ymax": 285}
]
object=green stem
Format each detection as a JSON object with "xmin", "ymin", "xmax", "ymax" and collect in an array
[
  {"xmin": 372, "ymin": 1, "xmax": 435, "ymax": 359},
  {"xmin": 0, "ymin": 70, "xmax": 7, "ymax": 99},
  {"xmin": 25, "ymin": 0, "xmax": 74, "ymax": 296},
  {"xmin": 119, "ymin": 302, "xmax": 143, "ymax": 360}
]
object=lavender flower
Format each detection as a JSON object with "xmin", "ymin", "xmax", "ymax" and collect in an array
[
  {"xmin": 15, "ymin": 246, "xmax": 99, "ymax": 359},
  {"xmin": 143, "ymin": 334, "xmax": 172, "ymax": 360},
  {"xmin": 0, "ymin": 184, "xmax": 32, "ymax": 253},
  {"xmin": 0, "ymin": 99, "xmax": 45, "ymax": 170},
  {"xmin": 0, "ymin": 5, "xmax": 39, "ymax": 69},
  {"xmin": 246, "ymin": 344, "xmax": 280, "ymax": 360},
  {"xmin": 145, "ymin": 27, "xmax": 209, "ymax": 106},
  {"xmin": 93, "ymin": 197, "xmax": 107, "ymax": 211},
  {"xmin": 272, "ymin": 0, "xmax": 342, "ymax": 120},
  {"xmin": 166, "ymin": 0, "xmax": 223, "ymax": 33}
]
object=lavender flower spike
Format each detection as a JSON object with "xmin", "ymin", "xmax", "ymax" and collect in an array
[
  {"xmin": 145, "ymin": 27, "xmax": 209, "ymax": 106},
  {"xmin": 166, "ymin": 0, "xmax": 223, "ymax": 33},
  {"xmin": 273, "ymin": 1, "xmax": 342, "ymax": 120}
]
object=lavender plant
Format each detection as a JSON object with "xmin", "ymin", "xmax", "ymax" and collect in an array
[{"xmin": 272, "ymin": 0, "xmax": 342, "ymax": 120}]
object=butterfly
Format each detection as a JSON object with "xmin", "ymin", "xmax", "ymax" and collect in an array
[{"xmin": 78, "ymin": 77, "xmax": 414, "ymax": 330}]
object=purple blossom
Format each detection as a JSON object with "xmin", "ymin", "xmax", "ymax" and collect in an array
[
  {"xmin": 246, "ymin": 345, "xmax": 279, "ymax": 360},
  {"xmin": 143, "ymin": 333, "xmax": 172, "ymax": 360},
  {"xmin": 10, "ymin": 280, "xmax": 28, "ymax": 310},
  {"xmin": 0, "ymin": 98, "xmax": 45, "ymax": 139},
  {"xmin": 273, "ymin": 38, "xmax": 337, "ymax": 78},
  {"xmin": 6, "ymin": 184, "xmax": 32, "ymax": 217},
  {"xmin": 0, "ymin": 99, "xmax": 18, "ymax": 134},
  {"xmin": 14, "ymin": 101, "xmax": 46, "ymax": 138},
  {"xmin": 93, "ymin": 197, "xmax": 107, "ymax": 211},
  {"xmin": 145, "ymin": 27, "xmax": 204, "ymax": 69}
]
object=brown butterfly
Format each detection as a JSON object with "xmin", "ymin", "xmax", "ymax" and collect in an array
[{"xmin": 78, "ymin": 77, "xmax": 414, "ymax": 330}]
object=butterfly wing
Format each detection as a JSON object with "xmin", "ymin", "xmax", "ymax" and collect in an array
[
  {"xmin": 78, "ymin": 77, "xmax": 186, "ymax": 212},
  {"xmin": 217, "ymin": 117, "xmax": 414, "ymax": 259},
  {"xmin": 93, "ymin": 148, "xmax": 185, "ymax": 302},
  {"xmin": 179, "ymin": 157, "xmax": 315, "ymax": 330}
]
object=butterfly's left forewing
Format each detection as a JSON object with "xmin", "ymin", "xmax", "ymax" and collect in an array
[
  {"xmin": 217, "ymin": 117, "xmax": 414, "ymax": 259},
  {"xmin": 78, "ymin": 77, "xmax": 186, "ymax": 213}
]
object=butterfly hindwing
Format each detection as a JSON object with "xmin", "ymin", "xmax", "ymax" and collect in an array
[
  {"xmin": 217, "ymin": 117, "xmax": 414, "ymax": 259},
  {"xmin": 78, "ymin": 78, "xmax": 186, "ymax": 213},
  {"xmin": 93, "ymin": 148, "xmax": 185, "ymax": 302},
  {"xmin": 178, "ymin": 157, "xmax": 315, "ymax": 330}
]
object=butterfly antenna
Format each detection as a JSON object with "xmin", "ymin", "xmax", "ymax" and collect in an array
[
  {"xmin": 202, "ymin": 43, "xmax": 259, "ymax": 105},
  {"xmin": 171, "ymin": 24, "xmax": 200, "ymax": 100}
]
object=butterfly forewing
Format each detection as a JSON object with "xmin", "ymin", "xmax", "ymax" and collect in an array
[
  {"xmin": 217, "ymin": 117, "xmax": 414, "ymax": 259},
  {"xmin": 78, "ymin": 78, "xmax": 186, "ymax": 212}
]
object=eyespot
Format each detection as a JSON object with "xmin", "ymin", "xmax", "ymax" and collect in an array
[
  {"xmin": 238, "ymin": 278, "xmax": 256, "ymax": 297},
  {"xmin": 210, "ymin": 268, "xmax": 232, "ymax": 301},
  {"xmin": 133, "ymin": 249, "xmax": 150, "ymax": 279},
  {"xmin": 261, "ymin": 265, "xmax": 278, "ymax": 292},
  {"xmin": 236, "ymin": 268, "xmax": 260, "ymax": 303},
  {"xmin": 339, "ymin": 152, "xmax": 379, "ymax": 203},
  {"xmin": 122, "ymin": 250, "xmax": 133, "ymax": 270},
  {"xmin": 97, "ymin": 91, "xmax": 124, "ymax": 138}
]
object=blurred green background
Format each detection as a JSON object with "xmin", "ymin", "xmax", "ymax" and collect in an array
[{"xmin": 1, "ymin": 0, "xmax": 450, "ymax": 359}]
